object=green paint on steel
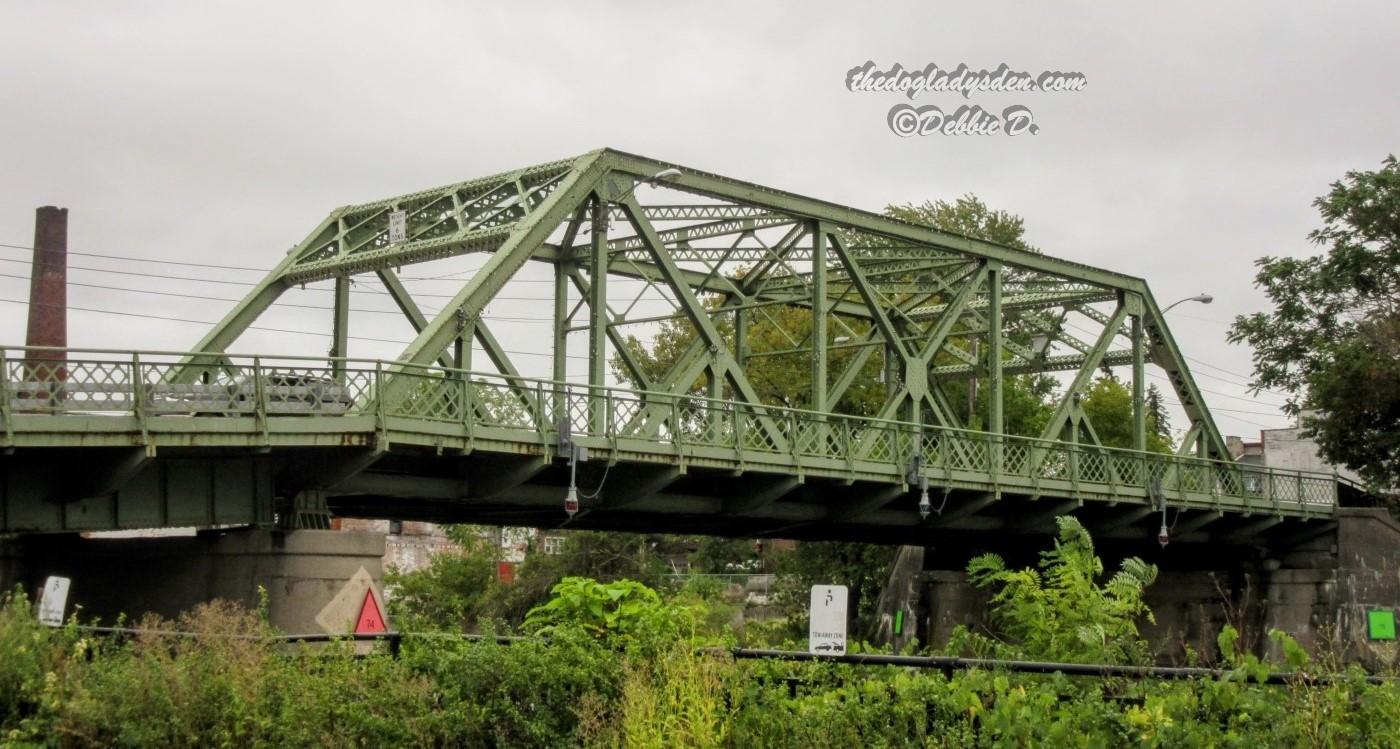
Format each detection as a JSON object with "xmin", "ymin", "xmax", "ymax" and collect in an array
[
  {"xmin": 1, "ymin": 347, "xmax": 1341, "ymax": 534},
  {"xmin": 0, "ymin": 148, "xmax": 1352, "ymax": 533}
]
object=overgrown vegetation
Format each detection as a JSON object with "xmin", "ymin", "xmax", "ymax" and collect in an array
[
  {"xmin": 965, "ymin": 516, "xmax": 1157, "ymax": 664},
  {"xmin": 6, "ymin": 522, "xmax": 1400, "ymax": 747}
]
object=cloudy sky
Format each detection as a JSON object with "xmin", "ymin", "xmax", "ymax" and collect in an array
[{"xmin": 1, "ymin": 1, "xmax": 1395, "ymax": 440}]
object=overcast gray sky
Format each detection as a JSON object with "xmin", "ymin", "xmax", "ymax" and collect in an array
[{"xmin": 1, "ymin": 1, "xmax": 1396, "ymax": 439}]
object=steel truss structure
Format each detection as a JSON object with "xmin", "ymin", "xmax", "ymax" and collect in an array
[
  {"xmin": 0, "ymin": 149, "xmax": 1355, "ymax": 548},
  {"xmin": 187, "ymin": 148, "xmax": 1226, "ymax": 459}
]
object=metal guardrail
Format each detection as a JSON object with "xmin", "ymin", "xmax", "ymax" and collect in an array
[{"xmin": 0, "ymin": 345, "xmax": 1339, "ymax": 517}]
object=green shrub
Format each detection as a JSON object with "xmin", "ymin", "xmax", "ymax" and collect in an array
[
  {"xmin": 524, "ymin": 577, "xmax": 700, "ymax": 655},
  {"xmin": 966, "ymin": 515, "xmax": 1157, "ymax": 664},
  {"xmin": 8, "ymin": 532, "xmax": 1400, "ymax": 748},
  {"xmin": 402, "ymin": 627, "xmax": 622, "ymax": 748}
]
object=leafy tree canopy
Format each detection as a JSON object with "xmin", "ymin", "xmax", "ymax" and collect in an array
[
  {"xmin": 1228, "ymin": 155, "xmax": 1400, "ymax": 488},
  {"xmin": 1080, "ymin": 376, "xmax": 1173, "ymax": 453}
]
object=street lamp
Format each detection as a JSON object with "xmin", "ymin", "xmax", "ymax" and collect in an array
[
  {"xmin": 601, "ymin": 168, "xmax": 684, "ymax": 231},
  {"xmin": 615, "ymin": 168, "xmax": 683, "ymax": 203},
  {"xmin": 1162, "ymin": 293, "xmax": 1213, "ymax": 314},
  {"xmin": 1151, "ymin": 291, "xmax": 1211, "ymax": 547}
]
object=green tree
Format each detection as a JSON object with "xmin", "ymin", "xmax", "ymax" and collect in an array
[
  {"xmin": 384, "ymin": 530, "xmax": 505, "ymax": 631},
  {"xmin": 1080, "ymin": 376, "xmax": 1172, "ymax": 453},
  {"xmin": 770, "ymin": 539, "xmax": 897, "ymax": 638},
  {"xmin": 885, "ymin": 194, "xmax": 1038, "ymax": 254},
  {"xmin": 1228, "ymin": 156, "xmax": 1400, "ymax": 489},
  {"xmin": 1145, "ymin": 383, "xmax": 1172, "ymax": 443}
]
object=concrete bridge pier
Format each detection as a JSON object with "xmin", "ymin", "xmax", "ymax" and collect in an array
[
  {"xmin": 920, "ymin": 508, "xmax": 1400, "ymax": 666},
  {"xmin": 0, "ymin": 528, "xmax": 388, "ymax": 636}
]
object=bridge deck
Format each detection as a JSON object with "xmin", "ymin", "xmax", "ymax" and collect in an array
[{"xmin": 0, "ymin": 349, "xmax": 1337, "ymax": 538}]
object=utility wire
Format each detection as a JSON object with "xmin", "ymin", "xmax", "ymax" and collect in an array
[
  {"xmin": 0, "ymin": 241, "xmax": 655, "ymax": 285},
  {"xmin": 0, "ymin": 272, "xmax": 552, "ymax": 324},
  {"xmin": 0, "ymin": 241, "xmax": 268, "ymax": 272},
  {"xmin": 0, "ymin": 298, "xmax": 587, "ymax": 359},
  {"xmin": 0, "ymin": 256, "xmax": 565, "ymax": 301},
  {"xmin": 2, "ymin": 241, "xmax": 1295, "ymax": 400},
  {"xmin": 1146, "ymin": 372, "xmax": 1287, "ymax": 408}
]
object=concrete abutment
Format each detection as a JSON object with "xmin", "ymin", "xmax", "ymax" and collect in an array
[
  {"xmin": 0, "ymin": 528, "xmax": 386, "ymax": 635},
  {"xmin": 920, "ymin": 508, "xmax": 1400, "ymax": 665}
]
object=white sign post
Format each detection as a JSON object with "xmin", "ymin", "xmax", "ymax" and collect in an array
[
  {"xmin": 808, "ymin": 584, "xmax": 848, "ymax": 655},
  {"xmin": 387, "ymin": 210, "xmax": 408, "ymax": 243},
  {"xmin": 37, "ymin": 576, "xmax": 71, "ymax": 627}
]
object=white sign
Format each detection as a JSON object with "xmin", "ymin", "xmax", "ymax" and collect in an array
[
  {"xmin": 809, "ymin": 584, "xmax": 848, "ymax": 655},
  {"xmin": 37, "ymin": 576, "xmax": 71, "ymax": 627},
  {"xmin": 387, "ymin": 210, "xmax": 408, "ymax": 243}
]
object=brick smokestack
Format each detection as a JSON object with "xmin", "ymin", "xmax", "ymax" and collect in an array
[{"xmin": 25, "ymin": 206, "xmax": 68, "ymax": 358}]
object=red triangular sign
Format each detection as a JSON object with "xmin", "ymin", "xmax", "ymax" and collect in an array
[{"xmin": 354, "ymin": 588, "xmax": 387, "ymax": 634}]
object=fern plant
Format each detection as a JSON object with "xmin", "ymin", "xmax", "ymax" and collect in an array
[{"xmin": 966, "ymin": 515, "xmax": 1158, "ymax": 664}]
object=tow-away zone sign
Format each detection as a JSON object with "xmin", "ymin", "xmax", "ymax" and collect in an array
[{"xmin": 809, "ymin": 584, "xmax": 848, "ymax": 655}]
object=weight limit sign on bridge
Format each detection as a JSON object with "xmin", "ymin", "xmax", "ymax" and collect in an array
[{"xmin": 809, "ymin": 585, "xmax": 848, "ymax": 656}]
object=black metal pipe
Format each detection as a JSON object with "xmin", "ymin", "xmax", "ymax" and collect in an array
[{"xmin": 729, "ymin": 648, "xmax": 1395, "ymax": 686}]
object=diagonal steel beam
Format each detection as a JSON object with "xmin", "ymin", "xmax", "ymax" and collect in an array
[
  {"xmin": 390, "ymin": 152, "xmax": 605, "ymax": 369},
  {"xmin": 619, "ymin": 194, "xmax": 788, "ymax": 451},
  {"xmin": 828, "ymin": 231, "xmax": 910, "ymax": 360},
  {"xmin": 376, "ymin": 152, "xmax": 607, "ymax": 409},
  {"xmin": 1040, "ymin": 302, "xmax": 1131, "ymax": 441},
  {"xmin": 375, "ymin": 269, "xmax": 455, "ymax": 370},
  {"xmin": 173, "ymin": 215, "xmax": 338, "ymax": 381}
]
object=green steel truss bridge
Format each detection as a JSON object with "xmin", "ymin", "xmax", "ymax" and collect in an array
[{"xmin": 0, "ymin": 149, "xmax": 1349, "ymax": 550}]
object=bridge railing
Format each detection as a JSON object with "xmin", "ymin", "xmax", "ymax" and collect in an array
[{"xmin": 1, "ymin": 346, "xmax": 1338, "ymax": 516}]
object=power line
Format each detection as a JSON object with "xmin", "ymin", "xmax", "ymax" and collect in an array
[
  {"xmin": 0, "ymin": 272, "xmax": 552, "ymax": 324},
  {"xmin": 1058, "ymin": 317, "xmax": 1289, "ymax": 404},
  {"xmin": 0, "ymin": 255, "xmax": 571, "ymax": 302},
  {"xmin": 1181, "ymin": 354, "xmax": 1290, "ymax": 396},
  {"xmin": 0, "ymin": 255, "xmax": 271, "ymax": 286},
  {"xmin": 0, "ymin": 242, "xmax": 268, "ymax": 272},
  {"xmin": 0, "ymin": 298, "xmax": 584, "ymax": 359},
  {"xmin": 0, "ymin": 241, "xmax": 654, "ymax": 285},
  {"xmin": 0, "ymin": 241, "xmax": 1298, "ymax": 392},
  {"xmin": 1146, "ymin": 372, "xmax": 1287, "ymax": 408}
]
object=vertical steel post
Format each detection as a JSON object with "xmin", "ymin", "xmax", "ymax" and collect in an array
[
  {"xmin": 987, "ymin": 264, "xmax": 1003, "ymax": 480},
  {"xmin": 811, "ymin": 222, "xmax": 827, "ymax": 414},
  {"xmin": 551, "ymin": 261, "xmax": 569, "ymax": 383},
  {"xmin": 0, "ymin": 349, "xmax": 11, "ymax": 446},
  {"xmin": 884, "ymin": 342, "xmax": 899, "ymax": 400},
  {"xmin": 455, "ymin": 321, "xmax": 470, "ymax": 424},
  {"xmin": 130, "ymin": 352, "xmax": 144, "ymax": 419},
  {"xmin": 330, "ymin": 275, "xmax": 350, "ymax": 382},
  {"xmin": 1132, "ymin": 312, "xmax": 1146, "ymax": 453},
  {"xmin": 734, "ymin": 307, "xmax": 747, "ymax": 369},
  {"xmin": 707, "ymin": 362, "xmax": 722, "ymax": 441},
  {"xmin": 553, "ymin": 257, "xmax": 570, "ymax": 427},
  {"xmin": 589, "ymin": 196, "xmax": 608, "ymax": 433}
]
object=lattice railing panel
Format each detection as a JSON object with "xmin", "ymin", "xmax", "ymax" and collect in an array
[{"xmin": 0, "ymin": 348, "xmax": 1342, "ymax": 516}]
